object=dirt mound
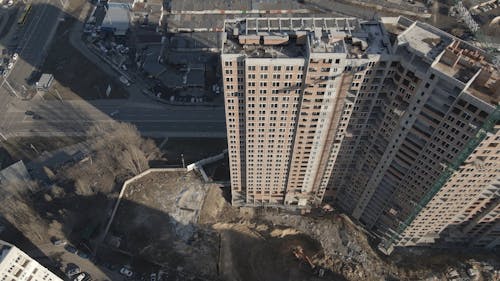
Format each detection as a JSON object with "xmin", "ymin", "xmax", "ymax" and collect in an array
[
  {"xmin": 217, "ymin": 222, "xmax": 327, "ymax": 281},
  {"xmin": 270, "ymin": 228, "xmax": 301, "ymax": 238}
]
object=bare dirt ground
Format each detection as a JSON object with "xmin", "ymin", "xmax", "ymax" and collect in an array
[
  {"xmin": 198, "ymin": 188, "xmax": 499, "ymax": 281},
  {"xmin": 109, "ymin": 170, "xmax": 220, "ymax": 277}
]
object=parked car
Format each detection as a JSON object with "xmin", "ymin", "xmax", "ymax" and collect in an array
[
  {"xmin": 66, "ymin": 266, "xmax": 81, "ymax": 277},
  {"xmin": 119, "ymin": 267, "xmax": 133, "ymax": 277},
  {"xmin": 12, "ymin": 53, "xmax": 18, "ymax": 60},
  {"xmin": 24, "ymin": 110, "xmax": 34, "ymax": 116},
  {"xmin": 7, "ymin": 62, "xmax": 14, "ymax": 69},
  {"xmin": 150, "ymin": 273, "xmax": 156, "ymax": 281},
  {"xmin": 72, "ymin": 272, "xmax": 90, "ymax": 281},
  {"xmin": 119, "ymin": 76, "xmax": 130, "ymax": 86},
  {"xmin": 53, "ymin": 239, "xmax": 66, "ymax": 246},
  {"xmin": 77, "ymin": 251, "xmax": 90, "ymax": 259},
  {"xmin": 64, "ymin": 245, "xmax": 77, "ymax": 254}
]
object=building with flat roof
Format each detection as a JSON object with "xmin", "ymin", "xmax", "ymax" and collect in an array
[
  {"xmin": 221, "ymin": 16, "xmax": 499, "ymax": 252},
  {"xmin": 35, "ymin": 74, "xmax": 54, "ymax": 91},
  {"xmin": 0, "ymin": 240, "xmax": 62, "ymax": 281},
  {"xmin": 101, "ymin": 2, "xmax": 131, "ymax": 36}
]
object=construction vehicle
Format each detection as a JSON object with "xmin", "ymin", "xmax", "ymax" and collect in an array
[{"xmin": 292, "ymin": 246, "xmax": 315, "ymax": 269}]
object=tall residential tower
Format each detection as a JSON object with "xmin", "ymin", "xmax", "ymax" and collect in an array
[{"xmin": 221, "ymin": 16, "xmax": 499, "ymax": 251}]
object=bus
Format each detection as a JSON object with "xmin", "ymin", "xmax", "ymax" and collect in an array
[{"xmin": 17, "ymin": 4, "xmax": 32, "ymax": 25}]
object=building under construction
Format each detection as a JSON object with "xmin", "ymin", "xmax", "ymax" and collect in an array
[{"xmin": 220, "ymin": 15, "xmax": 499, "ymax": 252}]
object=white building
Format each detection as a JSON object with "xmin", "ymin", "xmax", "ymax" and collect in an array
[
  {"xmin": 0, "ymin": 240, "xmax": 62, "ymax": 281},
  {"xmin": 101, "ymin": 2, "xmax": 131, "ymax": 36}
]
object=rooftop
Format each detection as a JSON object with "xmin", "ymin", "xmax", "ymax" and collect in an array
[
  {"xmin": 222, "ymin": 17, "xmax": 390, "ymax": 57},
  {"xmin": 397, "ymin": 22, "xmax": 452, "ymax": 61},
  {"xmin": 101, "ymin": 2, "xmax": 131, "ymax": 35}
]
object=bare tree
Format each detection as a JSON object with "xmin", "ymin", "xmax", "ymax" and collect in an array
[
  {"xmin": 0, "ymin": 181, "xmax": 49, "ymax": 243},
  {"xmin": 87, "ymin": 122, "xmax": 160, "ymax": 175},
  {"xmin": 57, "ymin": 122, "xmax": 161, "ymax": 196}
]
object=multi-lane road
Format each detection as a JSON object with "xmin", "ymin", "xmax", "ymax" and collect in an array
[
  {"xmin": 6, "ymin": 0, "xmax": 65, "ymax": 93},
  {"xmin": 0, "ymin": 0, "xmax": 227, "ymax": 140},
  {"xmin": 1, "ymin": 98, "xmax": 227, "ymax": 138}
]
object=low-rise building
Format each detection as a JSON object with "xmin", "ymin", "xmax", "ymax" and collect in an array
[{"xmin": 0, "ymin": 240, "xmax": 62, "ymax": 281}]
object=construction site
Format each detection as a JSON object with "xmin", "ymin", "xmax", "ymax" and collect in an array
[{"xmin": 101, "ymin": 166, "xmax": 500, "ymax": 281}]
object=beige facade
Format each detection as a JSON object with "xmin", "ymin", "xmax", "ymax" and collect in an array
[
  {"xmin": 221, "ymin": 17, "xmax": 392, "ymax": 207},
  {"xmin": 0, "ymin": 240, "xmax": 62, "ymax": 281},
  {"xmin": 221, "ymin": 16, "xmax": 499, "ymax": 251}
]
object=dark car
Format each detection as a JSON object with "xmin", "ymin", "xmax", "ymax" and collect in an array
[
  {"xmin": 66, "ymin": 266, "xmax": 81, "ymax": 277},
  {"xmin": 24, "ymin": 110, "xmax": 34, "ymax": 116},
  {"xmin": 64, "ymin": 245, "xmax": 77, "ymax": 254},
  {"xmin": 77, "ymin": 251, "xmax": 90, "ymax": 259}
]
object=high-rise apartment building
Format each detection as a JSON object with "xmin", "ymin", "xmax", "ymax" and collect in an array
[
  {"xmin": 221, "ymin": 16, "xmax": 499, "ymax": 252},
  {"xmin": 0, "ymin": 240, "xmax": 63, "ymax": 281}
]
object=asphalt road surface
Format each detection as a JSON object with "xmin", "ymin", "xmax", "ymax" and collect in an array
[
  {"xmin": 7, "ymin": 0, "xmax": 64, "ymax": 93},
  {"xmin": 1, "ymin": 99, "xmax": 227, "ymax": 138}
]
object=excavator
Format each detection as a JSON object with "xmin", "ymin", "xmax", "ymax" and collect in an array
[
  {"xmin": 292, "ymin": 246, "xmax": 326, "ymax": 277},
  {"xmin": 292, "ymin": 246, "xmax": 315, "ymax": 269}
]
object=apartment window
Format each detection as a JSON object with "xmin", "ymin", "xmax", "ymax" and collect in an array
[
  {"xmin": 260, "ymin": 66, "xmax": 268, "ymax": 71},
  {"xmin": 274, "ymin": 66, "xmax": 282, "ymax": 71},
  {"xmin": 248, "ymin": 66, "xmax": 255, "ymax": 71}
]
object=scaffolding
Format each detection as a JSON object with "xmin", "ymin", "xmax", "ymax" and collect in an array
[{"xmin": 384, "ymin": 105, "xmax": 500, "ymax": 249}]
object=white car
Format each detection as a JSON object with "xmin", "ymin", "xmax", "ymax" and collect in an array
[
  {"xmin": 72, "ymin": 273, "xmax": 86, "ymax": 281},
  {"xmin": 119, "ymin": 267, "xmax": 133, "ymax": 277},
  {"xmin": 119, "ymin": 76, "xmax": 130, "ymax": 86},
  {"xmin": 12, "ymin": 53, "xmax": 18, "ymax": 60},
  {"xmin": 7, "ymin": 62, "xmax": 14, "ymax": 69}
]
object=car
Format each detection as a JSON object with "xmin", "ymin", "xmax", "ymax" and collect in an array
[
  {"xmin": 7, "ymin": 62, "xmax": 13, "ymax": 69},
  {"xmin": 119, "ymin": 267, "xmax": 133, "ymax": 277},
  {"xmin": 150, "ymin": 273, "xmax": 156, "ymax": 281},
  {"xmin": 52, "ymin": 239, "xmax": 66, "ymax": 246},
  {"xmin": 120, "ymin": 64, "xmax": 127, "ymax": 71},
  {"xmin": 64, "ymin": 245, "xmax": 77, "ymax": 254},
  {"xmin": 72, "ymin": 272, "xmax": 90, "ymax": 281},
  {"xmin": 12, "ymin": 53, "xmax": 18, "ymax": 60},
  {"xmin": 66, "ymin": 266, "xmax": 81, "ymax": 277},
  {"xmin": 24, "ymin": 110, "xmax": 34, "ymax": 116},
  {"xmin": 119, "ymin": 76, "xmax": 130, "ymax": 86}
]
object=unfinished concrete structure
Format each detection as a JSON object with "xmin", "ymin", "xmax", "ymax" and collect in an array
[
  {"xmin": 221, "ymin": 16, "xmax": 499, "ymax": 251},
  {"xmin": 0, "ymin": 240, "xmax": 62, "ymax": 281}
]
